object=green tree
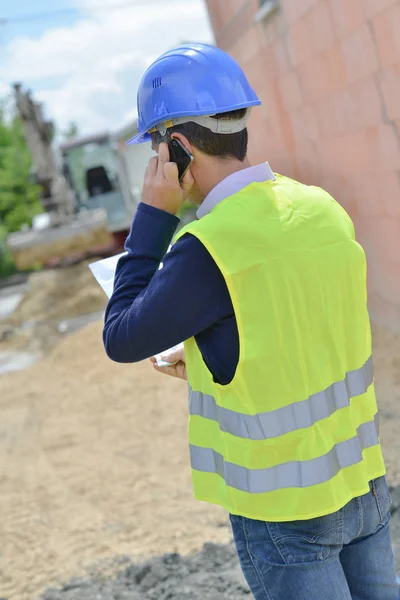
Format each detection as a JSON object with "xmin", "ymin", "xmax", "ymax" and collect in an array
[
  {"xmin": 0, "ymin": 105, "xmax": 42, "ymax": 234},
  {"xmin": 0, "ymin": 223, "xmax": 15, "ymax": 277},
  {"xmin": 0, "ymin": 99, "xmax": 43, "ymax": 276}
]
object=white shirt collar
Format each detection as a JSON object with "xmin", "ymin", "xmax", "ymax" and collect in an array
[{"xmin": 196, "ymin": 162, "xmax": 275, "ymax": 219}]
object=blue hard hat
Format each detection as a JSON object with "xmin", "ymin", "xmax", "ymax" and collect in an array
[{"xmin": 127, "ymin": 43, "xmax": 261, "ymax": 145}]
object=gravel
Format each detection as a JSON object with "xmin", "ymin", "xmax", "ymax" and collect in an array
[
  {"xmin": 39, "ymin": 542, "xmax": 251, "ymax": 600},
  {"xmin": 37, "ymin": 487, "xmax": 400, "ymax": 600}
]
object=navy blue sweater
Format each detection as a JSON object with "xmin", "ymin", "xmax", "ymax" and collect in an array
[{"xmin": 103, "ymin": 202, "xmax": 239, "ymax": 385}]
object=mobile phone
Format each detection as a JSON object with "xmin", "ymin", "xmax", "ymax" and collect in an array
[{"xmin": 169, "ymin": 139, "xmax": 193, "ymax": 181}]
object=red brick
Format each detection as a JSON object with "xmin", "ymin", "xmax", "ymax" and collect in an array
[
  {"xmin": 204, "ymin": 0, "xmax": 224, "ymax": 32},
  {"xmin": 227, "ymin": 37, "xmax": 243, "ymax": 63},
  {"xmin": 287, "ymin": 1, "xmax": 334, "ymax": 65},
  {"xmin": 248, "ymin": 109, "xmax": 277, "ymax": 158},
  {"xmin": 375, "ymin": 260, "xmax": 400, "ymax": 305},
  {"xmin": 239, "ymin": 27, "xmax": 263, "ymax": 63},
  {"xmin": 228, "ymin": 0, "xmax": 248, "ymax": 14},
  {"xmin": 315, "ymin": 101, "xmax": 337, "ymax": 138},
  {"xmin": 315, "ymin": 90, "xmax": 360, "ymax": 137},
  {"xmin": 248, "ymin": 112, "xmax": 270, "ymax": 162},
  {"xmin": 274, "ymin": 8, "xmax": 289, "ymax": 38},
  {"xmin": 341, "ymin": 24, "xmax": 379, "ymax": 83},
  {"xmin": 299, "ymin": 104, "xmax": 319, "ymax": 142},
  {"xmin": 371, "ymin": 5, "xmax": 400, "ymax": 68},
  {"xmin": 341, "ymin": 181, "xmax": 359, "ymax": 218},
  {"xmin": 328, "ymin": 129, "xmax": 381, "ymax": 173},
  {"xmin": 354, "ymin": 170, "xmax": 400, "ymax": 220},
  {"xmin": 354, "ymin": 173, "xmax": 385, "ymax": 217},
  {"xmin": 350, "ymin": 75, "xmax": 382, "ymax": 127},
  {"xmin": 269, "ymin": 80, "xmax": 297, "ymax": 155},
  {"xmin": 320, "ymin": 173, "xmax": 358, "ymax": 216},
  {"xmin": 369, "ymin": 217, "xmax": 400, "ymax": 263},
  {"xmin": 294, "ymin": 139, "xmax": 321, "ymax": 184},
  {"xmin": 379, "ymin": 66, "xmax": 400, "ymax": 121},
  {"xmin": 328, "ymin": 0, "xmax": 364, "ymax": 37},
  {"xmin": 377, "ymin": 125, "xmax": 400, "ymax": 170},
  {"xmin": 288, "ymin": 15, "xmax": 315, "ymax": 65},
  {"xmin": 319, "ymin": 135, "xmax": 353, "ymax": 173},
  {"xmin": 381, "ymin": 170, "xmax": 400, "ymax": 219},
  {"xmin": 279, "ymin": 70, "xmax": 303, "ymax": 109},
  {"xmin": 255, "ymin": 20, "xmax": 275, "ymax": 49},
  {"xmin": 290, "ymin": 110, "xmax": 309, "ymax": 142},
  {"xmin": 272, "ymin": 36, "xmax": 292, "ymax": 74},
  {"xmin": 305, "ymin": 0, "xmax": 335, "ymax": 54},
  {"xmin": 281, "ymin": 0, "xmax": 318, "ymax": 24},
  {"xmin": 241, "ymin": 51, "xmax": 268, "ymax": 91},
  {"xmin": 319, "ymin": 174, "xmax": 342, "ymax": 201},
  {"xmin": 324, "ymin": 42, "xmax": 348, "ymax": 91},
  {"xmin": 298, "ymin": 52, "xmax": 331, "ymax": 102},
  {"xmin": 215, "ymin": 0, "xmax": 258, "ymax": 50},
  {"xmin": 362, "ymin": 0, "xmax": 398, "ymax": 19},
  {"xmin": 319, "ymin": 172, "xmax": 358, "ymax": 216},
  {"xmin": 353, "ymin": 217, "xmax": 380, "ymax": 271},
  {"xmin": 332, "ymin": 89, "xmax": 360, "ymax": 132}
]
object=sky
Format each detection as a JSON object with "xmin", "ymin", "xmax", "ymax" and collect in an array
[{"xmin": 0, "ymin": 0, "xmax": 214, "ymax": 136}]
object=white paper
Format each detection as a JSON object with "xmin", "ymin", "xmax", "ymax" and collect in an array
[
  {"xmin": 89, "ymin": 245, "xmax": 172, "ymax": 299},
  {"xmin": 88, "ymin": 252, "xmax": 126, "ymax": 298},
  {"xmin": 88, "ymin": 250, "xmax": 183, "ymax": 364}
]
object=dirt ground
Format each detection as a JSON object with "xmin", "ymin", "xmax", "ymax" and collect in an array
[
  {"xmin": 0, "ymin": 321, "xmax": 231, "ymax": 600},
  {"xmin": 40, "ymin": 542, "xmax": 251, "ymax": 600},
  {"xmin": 0, "ymin": 264, "xmax": 399, "ymax": 600}
]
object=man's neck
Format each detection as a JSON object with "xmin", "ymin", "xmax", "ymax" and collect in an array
[{"xmin": 199, "ymin": 157, "xmax": 251, "ymax": 200}]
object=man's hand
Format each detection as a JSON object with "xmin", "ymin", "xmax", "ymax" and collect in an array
[
  {"xmin": 142, "ymin": 143, "xmax": 194, "ymax": 216},
  {"xmin": 150, "ymin": 345, "xmax": 187, "ymax": 381}
]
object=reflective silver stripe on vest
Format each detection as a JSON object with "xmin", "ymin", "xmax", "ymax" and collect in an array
[
  {"xmin": 190, "ymin": 413, "xmax": 380, "ymax": 493},
  {"xmin": 189, "ymin": 356, "xmax": 373, "ymax": 441}
]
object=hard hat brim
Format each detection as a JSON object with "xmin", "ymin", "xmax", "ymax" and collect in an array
[{"xmin": 126, "ymin": 99, "xmax": 261, "ymax": 145}]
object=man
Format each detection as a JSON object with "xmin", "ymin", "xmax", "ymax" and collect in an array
[{"xmin": 103, "ymin": 43, "xmax": 398, "ymax": 599}]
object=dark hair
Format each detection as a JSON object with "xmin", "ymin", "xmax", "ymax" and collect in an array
[{"xmin": 150, "ymin": 109, "xmax": 248, "ymax": 161}]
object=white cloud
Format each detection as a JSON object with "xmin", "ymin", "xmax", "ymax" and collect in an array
[{"xmin": 3, "ymin": 0, "xmax": 213, "ymax": 134}]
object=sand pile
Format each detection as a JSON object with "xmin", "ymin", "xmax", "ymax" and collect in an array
[
  {"xmin": 0, "ymin": 261, "xmax": 108, "ymax": 356},
  {"xmin": 6, "ymin": 261, "xmax": 107, "ymax": 327}
]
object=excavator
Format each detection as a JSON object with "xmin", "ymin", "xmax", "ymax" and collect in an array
[{"xmin": 7, "ymin": 85, "xmax": 135, "ymax": 270}]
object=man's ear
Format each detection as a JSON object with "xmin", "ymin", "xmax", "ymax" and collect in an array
[{"xmin": 170, "ymin": 132, "xmax": 192, "ymax": 154}]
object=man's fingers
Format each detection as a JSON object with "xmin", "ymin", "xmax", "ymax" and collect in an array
[
  {"xmin": 161, "ymin": 344, "xmax": 185, "ymax": 364},
  {"xmin": 145, "ymin": 156, "xmax": 158, "ymax": 181},
  {"xmin": 164, "ymin": 161, "xmax": 179, "ymax": 184},
  {"xmin": 152, "ymin": 360, "xmax": 187, "ymax": 381},
  {"xmin": 153, "ymin": 362, "xmax": 178, "ymax": 377},
  {"xmin": 157, "ymin": 143, "xmax": 170, "ymax": 175}
]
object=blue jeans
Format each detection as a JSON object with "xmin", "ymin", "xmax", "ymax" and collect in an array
[{"xmin": 230, "ymin": 475, "xmax": 399, "ymax": 599}]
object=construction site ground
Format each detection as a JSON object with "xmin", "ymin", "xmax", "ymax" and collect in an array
[{"xmin": 0, "ymin": 263, "xmax": 400, "ymax": 599}]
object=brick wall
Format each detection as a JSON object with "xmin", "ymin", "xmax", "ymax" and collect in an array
[{"xmin": 204, "ymin": 0, "xmax": 400, "ymax": 330}]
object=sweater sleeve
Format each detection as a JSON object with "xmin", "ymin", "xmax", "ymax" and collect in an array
[{"xmin": 103, "ymin": 202, "xmax": 233, "ymax": 363}]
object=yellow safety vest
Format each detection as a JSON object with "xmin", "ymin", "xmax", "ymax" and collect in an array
[{"xmin": 174, "ymin": 173, "xmax": 385, "ymax": 522}]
